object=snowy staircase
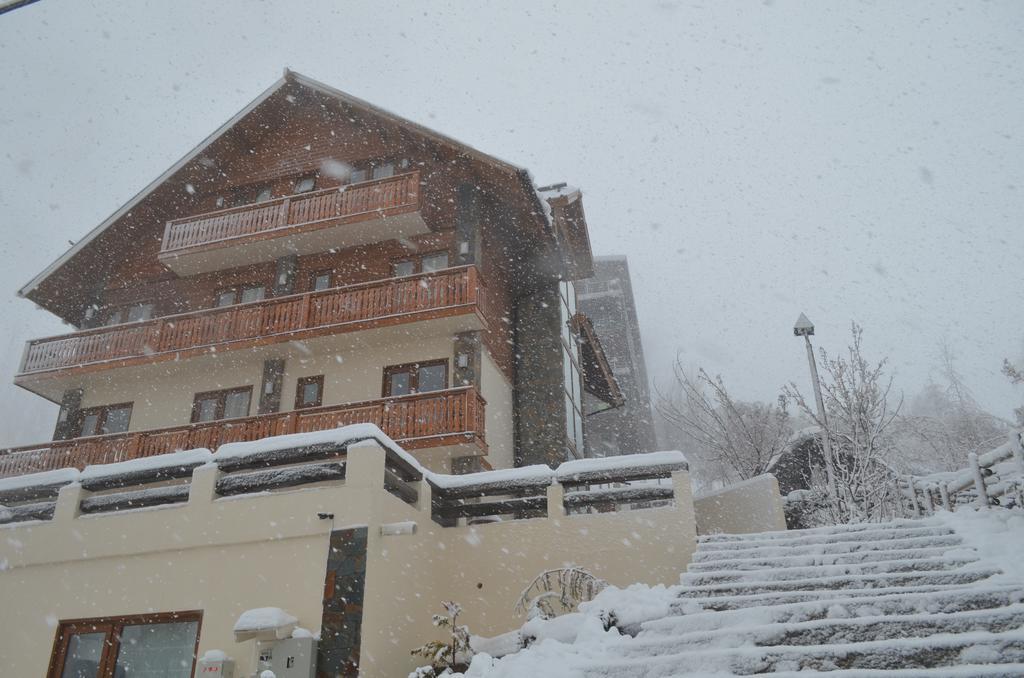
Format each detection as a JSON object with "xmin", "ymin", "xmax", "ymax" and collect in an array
[{"xmin": 590, "ymin": 518, "xmax": 1024, "ymax": 676}]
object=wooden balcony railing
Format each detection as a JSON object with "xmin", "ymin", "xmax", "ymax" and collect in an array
[
  {"xmin": 18, "ymin": 266, "xmax": 481, "ymax": 376},
  {"xmin": 0, "ymin": 387, "xmax": 486, "ymax": 479},
  {"xmin": 160, "ymin": 172, "xmax": 421, "ymax": 254}
]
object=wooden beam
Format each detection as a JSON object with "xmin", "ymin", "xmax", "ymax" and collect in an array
[
  {"xmin": 79, "ymin": 462, "xmax": 205, "ymax": 492},
  {"xmin": 563, "ymin": 485, "xmax": 674, "ymax": 508},
  {"xmin": 79, "ymin": 485, "xmax": 191, "ymax": 515},
  {"xmin": 215, "ymin": 442, "xmax": 348, "ymax": 473},
  {"xmin": 215, "ymin": 461, "xmax": 346, "ymax": 496}
]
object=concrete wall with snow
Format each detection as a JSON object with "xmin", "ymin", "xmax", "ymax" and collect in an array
[
  {"xmin": 0, "ymin": 437, "xmax": 699, "ymax": 677},
  {"xmin": 693, "ymin": 473, "xmax": 787, "ymax": 535}
]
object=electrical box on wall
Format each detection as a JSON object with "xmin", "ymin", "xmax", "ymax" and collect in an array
[
  {"xmin": 197, "ymin": 655, "xmax": 235, "ymax": 677},
  {"xmin": 256, "ymin": 637, "xmax": 317, "ymax": 678}
]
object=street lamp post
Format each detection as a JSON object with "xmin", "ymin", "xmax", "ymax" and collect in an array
[{"xmin": 793, "ymin": 313, "xmax": 839, "ymax": 501}]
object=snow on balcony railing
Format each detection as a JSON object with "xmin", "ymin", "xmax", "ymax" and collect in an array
[{"xmin": 0, "ymin": 427, "xmax": 688, "ymax": 528}]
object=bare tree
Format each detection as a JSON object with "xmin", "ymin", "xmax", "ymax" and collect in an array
[
  {"xmin": 658, "ymin": 360, "xmax": 793, "ymax": 487},
  {"xmin": 899, "ymin": 344, "xmax": 1009, "ymax": 472},
  {"xmin": 1004, "ymin": 358, "xmax": 1024, "ymax": 427},
  {"xmin": 783, "ymin": 323, "xmax": 902, "ymax": 523}
]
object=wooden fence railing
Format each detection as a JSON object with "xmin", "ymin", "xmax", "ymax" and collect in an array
[
  {"xmin": 898, "ymin": 430, "xmax": 1024, "ymax": 515},
  {"xmin": 19, "ymin": 266, "xmax": 480, "ymax": 375},
  {"xmin": 160, "ymin": 172, "xmax": 420, "ymax": 253},
  {"xmin": 0, "ymin": 387, "xmax": 486, "ymax": 479}
]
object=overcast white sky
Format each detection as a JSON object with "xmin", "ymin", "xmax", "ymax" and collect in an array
[{"xmin": 0, "ymin": 0, "xmax": 1022, "ymax": 446}]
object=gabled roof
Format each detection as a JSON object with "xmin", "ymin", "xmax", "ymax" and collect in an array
[{"xmin": 19, "ymin": 69, "xmax": 552, "ymax": 300}]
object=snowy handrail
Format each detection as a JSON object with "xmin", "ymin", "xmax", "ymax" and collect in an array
[{"xmin": 900, "ymin": 430, "xmax": 1024, "ymax": 515}]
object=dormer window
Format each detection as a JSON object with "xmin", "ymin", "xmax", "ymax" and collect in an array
[
  {"xmin": 372, "ymin": 162, "xmax": 394, "ymax": 180},
  {"xmin": 294, "ymin": 175, "xmax": 317, "ymax": 193},
  {"xmin": 215, "ymin": 284, "xmax": 266, "ymax": 308}
]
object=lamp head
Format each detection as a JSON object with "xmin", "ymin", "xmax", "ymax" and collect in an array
[{"xmin": 793, "ymin": 313, "xmax": 815, "ymax": 337}]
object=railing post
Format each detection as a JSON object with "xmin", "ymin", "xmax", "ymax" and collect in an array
[
  {"xmin": 53, "ymin": 482, "xmax": 85, "ymax": 522},
  {"xmin": 546, "ymin": 481, "xmax": 566, "ymax": 518},
  {"xmin": 278, "ymin": 197, "xmax": 291, "ymax": 227},
  {"xmin": 299, "ymin": 292, "xmax": 312, "ymax": 329},
  {"xmin": 906, "ymin": 476, "xmax": 921, "ymax": 517},
  {"xmin": 161, "ymin": 220, "xmax": 174, "ymax": 252},
  {"xmin": 922, "ymin": 484, "xmax": 935, "ymax": 514},
  {"xmin": 939, "ymin": 481, "xmax": 951, "ymax": 512},
  {"xmin": 969, "ymin": 452, "xmax": 989, "ymax": 508},
  {"xmin": 1010, "ymin": 431, "xmax": 1024, "ymax": 478},
  {"xmin": 189, "ymin": 462, "xmax": 220, "ymax": 506}
]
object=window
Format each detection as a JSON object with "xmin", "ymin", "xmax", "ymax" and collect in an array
[
  {"xmin": 372, "ymin": 162, "xmax": 394, "ymax": 179},
  {"xmin": 311, "ymin": 270, "xmax": 333, "ymax": 291},
  {"xmin": 126, "ymin": 303, "xmax": 155, "ymax": 323},
  {"xmin": 214, "ymin": 285, "xmax": 266, "ymax": 307},
  {"xmin": 239, "ymin": 285, "xmax": 265, "ymax": 304},
  {"xmin": 348, "ymin": 158, "xmax": 406, "ymax": 184},
  {"xmin": 559, "ymin": 280, "xmax": 584, "ymax": 458},
  {"xmin": 76, "ymin": 403, "xmax": 133, "ymax": 437},
  {"xmin": 392, "ymin": 252, "xmax": 449, "ymax": 277},
  {"xmin": 49, "ymin": 612, "xmax": 201, "ymax": 678},
  {"xmin": 102, "ymin": 302, "xmax": 154, "ymax": 326},
  {"xmin": 294, "ymin": 175, "xmax": 317, "ymax": 193},
  {"xmin": 392, "ymin": 260, "xmax": 416, "ymax": 277},
  {"xmin": 295, "ymin": 375, "xmax": 324, "ymax": 409},
  {"xmin": 191, "ymin": 387, "xmax": 252, "ymax": 423},
  {"xmin": 215, "ymin": 289, "xmax": 236, "ymax": 308},
  {"xmin": 383, "ymin": 360, "xmax": 448, "ymax": 397},
  {"xmin": 227, "ymin": 184, "xmax": 271, "ymax": 207},
  {"xmin": 421, "ymin": 252, "xmax": 449, "ymax": 272}
]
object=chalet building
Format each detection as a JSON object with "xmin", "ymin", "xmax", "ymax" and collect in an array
[
  {"xmin": 1, "ymin": 69, "xmax": 621, "ymax": 479},
  {"xmin": 577, "ymin": 256, "xmax": 657, "ymax": 457},
  {"xmin": 0, "ymin": 72, "xmax": 788, "ymax": 678}
]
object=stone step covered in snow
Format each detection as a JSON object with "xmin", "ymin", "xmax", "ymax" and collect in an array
[
  {"xmin": 687, "ymin": 545, "xmax": 964, "ymax": 571},
  {"xmin": 682, "ymin": 555, "xmax": 980, "ymax": 585},
  {"xmin": 675, "ymin": 566, "xmax": 1002, "ymax": 598},
  {"xmin": 669, "ymin": 582, "xmax": 996, "ymax": 613},
  {"xmin": 585, "ymin": 630, "xmax": 1024, "ymax": 676},
  {"xmin": 691, "ymin": 532, "xmax": 964, "ymax": 562},
  {"xmin": 696, "ymin": 524, "xmax": 956, "ymax": 553},
  {"xmin": 617, "ymin": 605, "xmax": 1024, "ymax": 654},
  {"xmin": 649, "ymin": 585, "xmax": 1024, "ymax": 636},
  {"xmin": 696, "ymin": 518, "xmax": 932, "ymax": 543},
  {"xmin": 464, "ymin": 511, "xmax": 1024, "ymax": 677}
]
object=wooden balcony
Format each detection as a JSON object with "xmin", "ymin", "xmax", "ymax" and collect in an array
[
  {"xmin": 17, "ymin": 266, "xmax": 484, "ymax": 386},
  {"xmin": 0, "ymin": 386, "xmax": 486, "ymax": 479},
  {"xmin": 159, "ymin": 172, "xmax": 427, "ymax": 275}
]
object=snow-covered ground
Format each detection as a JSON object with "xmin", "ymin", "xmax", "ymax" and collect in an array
[{"xmin": 456, "ymin": 511, "xmax": 1024, "ymax": 677}]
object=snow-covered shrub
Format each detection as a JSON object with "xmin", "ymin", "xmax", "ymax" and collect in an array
[
  {"xmin": 410, "ymin": 601, "xmax": 473, "ymax": 677},
  {"xmin": 513, "ymin": 567, "xmax": 608, "ymax": 620}
]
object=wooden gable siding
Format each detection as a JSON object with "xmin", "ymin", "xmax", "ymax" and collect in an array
[{"xmin": 27, "ymin": 79, "xmax": 556, "ymax": 327}]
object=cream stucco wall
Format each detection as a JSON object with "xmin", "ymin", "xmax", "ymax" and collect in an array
[
  {"xmin": 0, "ymin": 442, "xmax": 699, "ymax": 678},
  {"xmin": 693, "ymin": 473, "xmax": 788, "ymax": 535}
]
